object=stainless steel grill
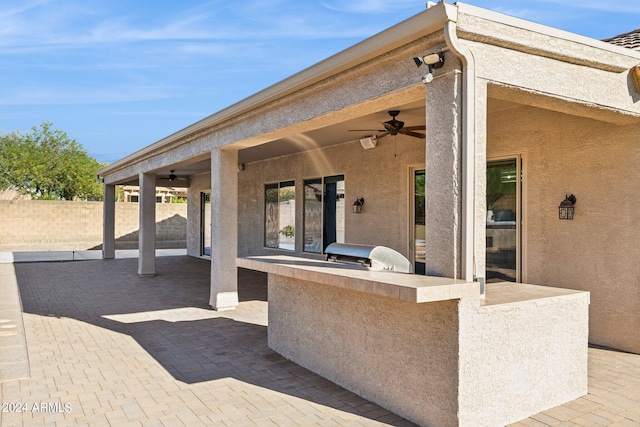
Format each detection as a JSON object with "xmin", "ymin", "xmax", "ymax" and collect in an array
[{"xmin": 325, "ymin": 243, "xmax": 413, "ymax": 274}]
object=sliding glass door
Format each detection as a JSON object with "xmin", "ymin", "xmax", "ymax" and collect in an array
[
  {"xmin": 200, "ymin": 192, "xmax": 211, "ymax": 257},
  {"xmin": 486, "ymin": 157, "xmax": 521, "ymax": 282},
  {"xmin": 413, "ymin": 169, "xmax": 426, "ymax": 275}
]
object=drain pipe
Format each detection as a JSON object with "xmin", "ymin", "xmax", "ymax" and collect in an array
[{"xmin": 443, "ymin": 20, "xmax": 479, "ymax": 288}]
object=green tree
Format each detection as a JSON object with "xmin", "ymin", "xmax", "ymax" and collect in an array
[{"xmin": 0, "ymin": 122, "xmax": 104, "ymax": 201}]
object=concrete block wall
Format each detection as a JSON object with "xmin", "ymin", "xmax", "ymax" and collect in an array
[{"xmin": 0, "ymin": 200, "xmax": 187, "ymax": 251}]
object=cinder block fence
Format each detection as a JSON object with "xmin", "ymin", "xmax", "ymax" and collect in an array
[{"xmin": 0, "ymin": 200, "xmax": 187, "ymax": 251}]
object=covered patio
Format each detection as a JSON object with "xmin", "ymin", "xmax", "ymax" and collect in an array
[
  {"xmin": 0, "ymin": 256, "xmax": 639, "ymax": 426},
  {"xmin": 95, "ymin": 2, "xmax": 639, "ymax": 425}
]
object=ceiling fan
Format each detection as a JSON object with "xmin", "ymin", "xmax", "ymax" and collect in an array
[
  {"xmin": 166, "ymin": 170, "xmax": 189, "ymax": 181},
  {"xmin": 349, "ymin": 110, "xmax": 425, "ymax": 139}
]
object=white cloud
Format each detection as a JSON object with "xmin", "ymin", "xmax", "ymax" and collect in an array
[
  {"xmin": 534, "ymin": 0, "xmax": 640, "ymax": 13},
  {"xmin": 320, "ymin": 0, "xmax": 419, "ymax": 14},
  {"xmin": 473, "ymin": 0, "xmax": 640, "ymax": 16},
  {"xmin": 0, "ymin": 85, "xmax": 176, "ymax": 106}
]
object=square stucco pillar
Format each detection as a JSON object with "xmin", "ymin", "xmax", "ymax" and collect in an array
[
  {"xmin": 424, "ymin": 70, "xmax": 463, "ymax": 279},
  {"xmin": 473, "ymin": 81, "xmax": 488, "ymax": 282},
  {"xmin": 102, "ymin": 184, "xmax": 116, "ymax": 259},
  {"xmin": 209, "ymin": 148, "xmax": 239, "ymax": 311},
  {"xmin": 138, "ymin": 172, "xmax": 156, "ymax": 276}
]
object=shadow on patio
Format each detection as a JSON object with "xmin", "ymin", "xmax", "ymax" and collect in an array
[{"xmin": 14, "ymin": 256, "xmax": 415, "ymax": 426}]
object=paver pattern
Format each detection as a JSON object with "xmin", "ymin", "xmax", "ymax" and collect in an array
[
  {"xmin": 510, "ymin": 347, "xmax": 640, "ymax": 427},
  {"xmin": 1, "ymin": 257, "xmax": 415, "ymax": 426},
  {"xmin": 0, "ymin": 256, "xmax": 639, "ymax": 426}
]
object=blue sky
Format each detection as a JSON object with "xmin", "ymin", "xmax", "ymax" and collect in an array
[{"xmin": 2, "ymin": 0, "xmax": 640, "ymax": 164}]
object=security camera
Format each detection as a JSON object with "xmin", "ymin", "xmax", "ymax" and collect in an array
[
  {"xmin": 413, "ymin": 53, "xmax": 444, "ymax": 69},
  {"xmin": 421, "ymin": 73, "xmax": 434, "ymax": 84}
]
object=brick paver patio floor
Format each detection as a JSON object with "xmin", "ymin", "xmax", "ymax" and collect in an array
[{"xmin": 1, "ymin": 256, "xmax": 639, "ymax": 426}]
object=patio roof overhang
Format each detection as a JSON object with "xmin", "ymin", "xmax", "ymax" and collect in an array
[
  {"xmin": 97, "ymin": 2, "xmax": 458, "ymax": 182},
  {"xmin": 97, "ymin": 1, "xmax": 640, "ymax": 185}
]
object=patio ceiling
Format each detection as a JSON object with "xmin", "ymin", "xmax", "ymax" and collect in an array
[
  {"xmin": 147, "ymin": 97, "xmax": 519, "ymax": 181},
  {"xmin": 237, "ymin": 99, "xmax": 426, "ymax": 164}
]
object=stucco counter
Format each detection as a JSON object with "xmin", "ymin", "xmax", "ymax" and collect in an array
[
  {"xmin": 237, "ymin": 255, "xmax": 590, "ymax": 427},
  {"xmin": 236, "ymin": 255, "xmax": 480, "ymax": 303}
]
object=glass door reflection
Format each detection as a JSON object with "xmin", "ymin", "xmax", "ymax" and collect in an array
[
  {"xmin": 201, "ymin": 192, "xmax": 211, "ymax": 257},
  {"xmin": 414, "ymin": 170, "xmax": 426, "ymax": 275},
  {"xmin": 486, "ymin": 159, "xmax": 519, "ymax": 282}
]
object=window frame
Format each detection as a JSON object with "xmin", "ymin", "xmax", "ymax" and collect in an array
[
  {"xmin": 263, "ymin": 180, "xmax": 296, "ymax": 251},
  {"xmin": 302, "ymin": 174, "xmax": 345, "ymax": 254}
]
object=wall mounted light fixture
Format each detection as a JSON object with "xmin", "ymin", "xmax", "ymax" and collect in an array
[
  {"xmin": 413, "ymin": 52, "xmax": 445, "ymax": 83},
  {"xmin": 352, "ymin": 198, "xmax": 365, "ymax": 214},
  {"xmin": 559, "ymin": 194, "xmax": 576, "ymax": 220},
  {"xmin": 631, "ymin": 65, "xmax": 640, "ymax": 93}
]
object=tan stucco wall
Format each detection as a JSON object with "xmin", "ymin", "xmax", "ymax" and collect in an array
[
  {"xmin": 487, "ymin": 102, "xmax": 640, "ymax": 354},
  {"xmin": 0, "ymin": 200, "xmax": 187, "ymax": 251},
  {"xmin": 268, "ymin": 274, "xmax": 460, "ymax": 427},
  {"xmin": 237, "ymin": 135, "xmax": 425, "ymax": 259},
  {"xmin": 268, "ymin": 274, "xmax": 589, "ymax": 427},
  {"xmin": 459, "ymin": 293, "xmax": 589, "ymax": 426}
]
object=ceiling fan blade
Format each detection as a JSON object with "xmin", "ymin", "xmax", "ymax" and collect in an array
[
  {"xmin": 382, "ymin": 122, "xmax": 396, "ymax": 132},
  {"xmin": 405, "ymin": 125, "xmax": 426, "ymax": 131},
  {"xmin": 400, "ymin": 130, "xmax": 426, "ymax": 139}
]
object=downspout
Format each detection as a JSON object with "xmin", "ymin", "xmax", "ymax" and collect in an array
[{"xmin": 443, "ymin": 19, "xmax": 478, "ymax": 288}]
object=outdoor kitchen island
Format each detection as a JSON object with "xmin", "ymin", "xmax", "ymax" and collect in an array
[{"xmin": 237, "ymin": 255, "xmax": 590, "ymax": 427}]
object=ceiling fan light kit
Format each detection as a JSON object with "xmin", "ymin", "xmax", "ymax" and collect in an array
[
  {"xmin": 166, "ymin": 170, "xmax": 189, "ymax": 182},
  {"xmin": 349, "ymin": 110, "xmax": 426, "ymax": 145},
  {"xmin": 359, "ymin": 135, "xmax": 377, "ymax": 150}
]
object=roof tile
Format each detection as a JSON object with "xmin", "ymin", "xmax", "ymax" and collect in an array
[{"xmin": 603, "ymin": 28, "xmax": 640, "ymax": 50}]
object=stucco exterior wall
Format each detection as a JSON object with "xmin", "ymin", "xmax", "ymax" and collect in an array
[
  {"xmin": 237, "ymin": 135, "xmax": 425, "ymax": 259},
  {"xmin": 487, "ymin": 103, "xmax": 640, "ymax": 354},
  {"xmin": 458, "ymin": 292, "xmax": 589, "ymax": 426},
  {"xmin": 267, "ymin": 273, "xmax": 589, "ymax": 427},
  {"xmin": 0, "ymin": 200, "xmax": 187, "ymax": 251},
  {"xmin": 268, "ymin": 274, "xmax": 460, "ymax": 427}
]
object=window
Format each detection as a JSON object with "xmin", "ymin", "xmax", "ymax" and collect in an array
[
  {"xmin": 201, "ymin": 192, "xmax": 211, "ymax": 257},
  {"xmin": 303, "ymin": 179, "xmax": 322, "ymax": 253},
  {"xmin": 303, "ymin": 175, "xmax": 345, "ymax": 253},
  {"xmin": 264, "ymin": 181, "xmax": 295, "ymax": 251}
]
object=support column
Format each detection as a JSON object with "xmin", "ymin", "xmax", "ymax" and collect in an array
[
  {"xmin": 138, "ymin": 172, "xmax": 156, "ymax": 276},
  {"xmin": 473, "ymin": 81, "xmax": 488, "ymax": 283},
  {"xmin": 424, "ymin": 69, "xmax": 463, "ymax": 278},
  {"xmin": 102, "ymin": 184, "xmax": 116, "ymax": 259},
  {"xmin": 209, "ymin": 148, "xmax": 239, "ymax": 311}
]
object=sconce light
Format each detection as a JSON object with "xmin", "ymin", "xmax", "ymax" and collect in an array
[
  {"xmin": 631, "ymin": 65, "xmax": 640, "ymax": 93},
  {"xmin": 413, "ymin": 52, "xmax": 445, "ymax": 83},
  {"xmin": 352, "ymin": 197, "xmax": 365, "ymax": 214},
  {"xmin": 559, "ymin": 194, "xmax": 576, "ymax": 220},
  {"xmin": 360, "ymin": 135, "xmax": 377, "ymax": 150}
]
